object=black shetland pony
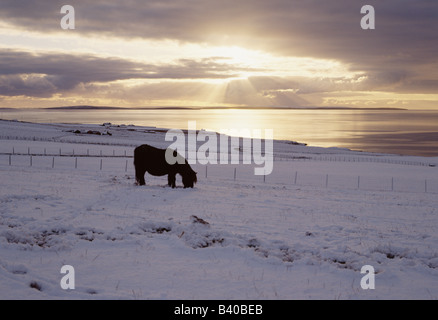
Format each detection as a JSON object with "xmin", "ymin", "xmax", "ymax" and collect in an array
[{"xmin": 134, "ymin": 144, "xmax": 197, "ymax": 188}]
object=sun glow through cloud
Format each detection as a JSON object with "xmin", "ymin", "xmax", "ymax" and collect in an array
[{"xmin": 0, "ymin": 22, "xmax": 359, "ymax": 82}]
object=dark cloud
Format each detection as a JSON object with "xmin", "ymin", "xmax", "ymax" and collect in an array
[
  {"xmin": 0, "ymin": 49, "xmax": 256, "ymax": 97},
  {"xmin": 0, "ymin": 49, "xmax": 144, "ymax": 96},
  {"xmin": 1, "ymin": 1, "xmax": 436, "ymax": 60},
  {"xmin": 0, "ymin": 74, "xmax": 56, "ymax": 98}
]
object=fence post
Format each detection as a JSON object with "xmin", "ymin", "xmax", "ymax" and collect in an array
[
  {"xmin": 9, "ymin": 155, "xmax": 11, "ymax": 166},
  {"xmin": 205, "ymin": 165, "xmax": 208, "ymax": 178},
  {"xmin": 357, "ymin": 176, "xmax": 360, "ymax": 189},
  {"xmin": 52, "ymin": 157, "xmax": 55, "ymax": 168},
  {"xmin": 30, "ymin": 155, "xmax": 32, "ymax": 167},
  {"xmin": 100, "ymin": 159, "xmax": 103, "ymax": 170},
  {"xmin": 75, "ymin": 157, "xmax": 78, "ymax": 169},
  {"xmin": 234, "ymin": 167, "xmax": 236, "ymax": 181}
]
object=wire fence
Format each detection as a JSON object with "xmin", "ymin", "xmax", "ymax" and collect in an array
[
  {"xmin": 1, "ymin": 136, "xmax": 436, "ymax": 167},
  {"xmin": 199, "ymin": 161, "xmax": 438, "ymax": 194},
  {"xmin": 1, "ymin": 152, "xmax": 437, "ymax": 194},
  {"xmin": 275, "ymin": 154, "xmax": 436, "ymax": 167},
  {"xmin": 2, "ymin": 145, "xmax": 133, "ymax": 158}
]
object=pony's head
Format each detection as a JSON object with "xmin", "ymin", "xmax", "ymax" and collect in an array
[{"xmin": 182, "ymin": 168, "xmax": 197, "ymax": 188}]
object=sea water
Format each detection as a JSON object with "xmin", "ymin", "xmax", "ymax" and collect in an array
[{"xmin": 1, "ymin": 108, "xmax": 437, "ymax": 157}]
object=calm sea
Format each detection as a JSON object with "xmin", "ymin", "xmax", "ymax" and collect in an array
[{"xmin": 1, "ymin": 108, "xmax": 438, "ymax": 157}]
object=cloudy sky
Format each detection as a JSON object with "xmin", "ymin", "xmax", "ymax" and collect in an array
[{"xmin": 0, "ymin": 0, "xmax": 437, "ymax": 109}]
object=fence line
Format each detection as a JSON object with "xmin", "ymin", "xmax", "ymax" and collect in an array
[
  {"xmin": 4, "ymin": 154, "xmax": 131, "ymax": 173},
  {"xmin": 0, "ymin": 135, "xmax": 138, "ymax": 148},
  {"xmin": 1, "ymin": 149, "xmax": 435, "ymax": 168},
  {"xmin": 1, "ymin": 137, "xmax": 437, "ymax": 167},
  {"xmin": 274, "ymin": 154, "xmax": 436, "ymax": 167},
  {"xmin": 3, "ymin": 154, "xmax": 437, "ymax": 194},
  {"xmin": 2, "ymin": 147, "xmax": 132, "ymax": 158}
]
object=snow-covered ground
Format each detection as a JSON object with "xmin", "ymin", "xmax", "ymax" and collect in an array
[{"xmin": 0, "ymin": 119, "xmax": 437, "ymax": 300}]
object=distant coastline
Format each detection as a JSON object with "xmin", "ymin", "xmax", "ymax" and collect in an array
[
  {"xmin": 40, "ymin": 105, "xmax": 408, "ymax": 111},
  {"xmin": 0, "ymin": 105, "xmax": 411, "ymax": 111}
]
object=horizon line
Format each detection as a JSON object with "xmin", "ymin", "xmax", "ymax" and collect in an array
[{"xmin": 2, "ymin": 105, "xmax": 410, "ymax": 111}]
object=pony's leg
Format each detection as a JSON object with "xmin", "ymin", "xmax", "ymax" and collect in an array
[
  {"xmin": 135, "ymin": 167, "xmax": 146, "ymax": 185},
  {"xmin": 168, "ymin": 173, "xmax": 176, "ymax": 188}
]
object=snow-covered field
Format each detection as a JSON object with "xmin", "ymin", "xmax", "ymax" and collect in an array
[{"xmin": 0, "ymin": 119, "xmax": 437, "ymax": 300}]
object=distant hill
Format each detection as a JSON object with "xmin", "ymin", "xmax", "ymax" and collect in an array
[
  {"xmin": 46, "ymin": 105, "xmax": 126, "ymax": 110},
  {"xmin": 45, "ymin": 105, "xmax": 407, "ymax": 111}
]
